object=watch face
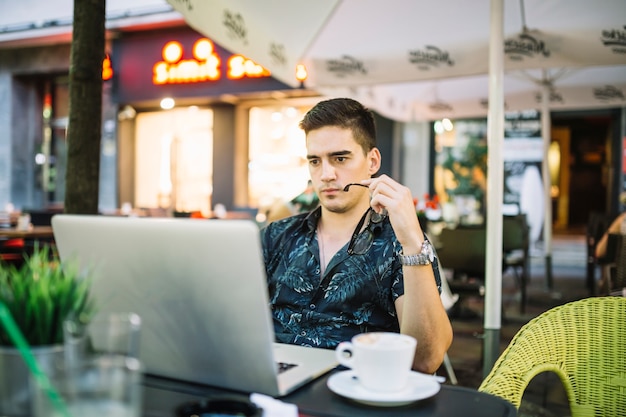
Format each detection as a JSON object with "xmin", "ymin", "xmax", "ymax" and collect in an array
[{"xmin": 424, "ymin": 241, "xmax": 434, "ymax": 262}]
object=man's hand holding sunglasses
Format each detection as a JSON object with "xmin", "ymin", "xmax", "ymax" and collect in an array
[{"xmin": 357, "ymin": 174, "xmax": 427, "ymax": 255}]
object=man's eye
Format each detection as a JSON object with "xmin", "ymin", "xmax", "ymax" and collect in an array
[
  {"xmin": 309, "ymin": 159, "xmax": 319, "ymax": 166},
  {"xmin": 336, "ymin": 157, "xmax": 346, "ymax": 162}
]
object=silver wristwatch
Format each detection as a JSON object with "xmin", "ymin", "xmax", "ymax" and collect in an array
[{"xmin": 399, "ymin": 240, "xmax": 435, "ymax": 266}]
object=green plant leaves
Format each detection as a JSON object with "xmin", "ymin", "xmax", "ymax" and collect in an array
[{"xmin": 0, "ymin": 244, "xmax": 95, "ymax": 347}]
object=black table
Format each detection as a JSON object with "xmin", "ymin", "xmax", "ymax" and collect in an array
[{"xmin": 142, "ymin": 370, "xmax": 516, "ymax": 417}]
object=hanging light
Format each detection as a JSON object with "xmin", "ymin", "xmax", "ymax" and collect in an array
[
  {"xmin": 295, "ymin": 64, "xmax": 308, "ymax": 87},
  {"xmin": 434, "ymin": 121, "xmax": 444, "ymax": 134},
  {"xmin": 160, "ymin": 97, "xmax": 175, "ymax": 110}
]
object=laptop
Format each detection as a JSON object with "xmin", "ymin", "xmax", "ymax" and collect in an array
[{"xmin": 51, "ymin": 214, "xmax": 338, "ymax": 397}]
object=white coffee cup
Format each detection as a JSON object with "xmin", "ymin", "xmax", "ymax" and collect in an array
[{"xmin": 335, "ymin": 332, "xmax": 417, "ymax": 392}]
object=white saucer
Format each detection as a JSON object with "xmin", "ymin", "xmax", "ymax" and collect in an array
[{"xmin": 326, "ymin": 370, "xmax": 441, "ymax": 407}]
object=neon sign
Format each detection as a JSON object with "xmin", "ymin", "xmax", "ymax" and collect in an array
[
  {"xmin": 152, "ymin": 38, "xmax": 270, "ymax": 85},
  {"xmin": 153, "ymin": 39, "xmax": 220, "ymax": 84},
  {"xmin": 228, "ymin": 54, "xmax": 270, "ymax": 79},
  {"xmin": 102, "ymin": 53, "xmax": 113, "ymax": 81}
]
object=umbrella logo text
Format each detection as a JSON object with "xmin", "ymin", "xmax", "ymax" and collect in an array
[
  {"xmin": 169, "ymin": 0, "xmax": 193, "ymax": 11},
  {"xmin": 505, "ymin": 33, "xmax": 551, "ymax": 61},
  {"xmin": 326, "ymin": 55, "xmax": 367, "ymax": 78},
  {"xmin": 429, "ymin": 101, "xmax": 453, "ymax": 112},
  {"xmin": 593, "ymin": 85, "xmax": 625, "ymax": 102},
  {"xmin": 534, "ymin": 89, "xmax": 563, "ymax": 104},
  {"xmin": 269, "ymin": 43, "xmax": 287, "ymax": 67},
  {"xmin": 601, "ymin": 26, "xmax": 626, "ymax": 54},
  {"xmin": 223, "ymin": 9, "xmax": 248, "ymax": 45},
  {"xmin": 408, "ymin": 46, "xmax": 454, "ymax": 71}
]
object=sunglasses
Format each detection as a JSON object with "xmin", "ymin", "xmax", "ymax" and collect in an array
[{"xmin": 347, "ymin": 208, "xmax": 386, "ymax": 255}]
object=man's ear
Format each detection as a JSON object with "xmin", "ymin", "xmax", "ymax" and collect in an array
[{"xmin": 368, "ymin": 148, "xmax": 382, "ymax": 175}]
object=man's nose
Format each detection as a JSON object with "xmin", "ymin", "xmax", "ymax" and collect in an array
[{"xmin": 320, "ymin": 162, "xmax": 336, "ymax": 181}]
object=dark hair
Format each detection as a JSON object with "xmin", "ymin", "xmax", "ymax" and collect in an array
[{"xmin": 299, "ymin": 98, "xmax": 376, "ymax": 153}]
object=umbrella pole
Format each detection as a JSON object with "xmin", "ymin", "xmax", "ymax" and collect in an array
[
  {"xmin": 483, "ymin": 0, "xmax": 505, "ymax": 379},
  {"xmin": 541, "ymin": 79, "xmax": 554, "ymax": 290}
]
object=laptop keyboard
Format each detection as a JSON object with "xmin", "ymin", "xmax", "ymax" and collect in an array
[{"xmin": 277, "ymin": 361, "xmax": 298, "ymax": 374}]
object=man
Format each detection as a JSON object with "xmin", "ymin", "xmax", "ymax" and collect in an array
[
  {"xmin": 261, "ymin": 98, "xmax": 452, "ymax": 373},
  {"xmin": 595, "ymin": 212, "xmax": 626, "ymax": 260}
]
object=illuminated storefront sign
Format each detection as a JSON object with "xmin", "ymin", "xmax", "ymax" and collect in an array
[
  {"xmin": 115, "ymin": 28, "xmax": 291, "ymax": 105},
  {"xmin": 153, "ymin": 38, "xmax": 269, "ymax": 85}
]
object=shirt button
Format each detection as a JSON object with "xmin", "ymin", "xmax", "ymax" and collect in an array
[
  {"xmin": 315, "ymin": 268, "xmax": 320, "ymax": 274},
  {"xmin": 300, "ymin": 331, "xmax": 306, "ymax": 336},
  {"xmin": 309, "ymin": 304, "xmax": 316, "ymax": 310}
]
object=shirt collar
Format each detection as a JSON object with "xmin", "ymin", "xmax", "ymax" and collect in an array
[{"xmin": 303, "ymin": 206, "xmax": 322, "ymax": 233}]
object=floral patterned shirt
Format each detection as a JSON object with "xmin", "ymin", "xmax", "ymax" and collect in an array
[{"xmin": 260, "ymin": 207, "xmax": 442, "ymax": 349}]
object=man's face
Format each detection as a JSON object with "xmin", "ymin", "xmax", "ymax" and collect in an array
[{"xmin": 305, "ymin": 126, "xmax": 379, "ymax": 213}]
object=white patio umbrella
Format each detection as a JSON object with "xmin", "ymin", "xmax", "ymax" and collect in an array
[
  {"xmin": 166, "ymin": 0, "xmax": 626, "ymax": 90},
  {"xmin": 166, "ymin": 0, "xmax": 626, "ymax": 373}
]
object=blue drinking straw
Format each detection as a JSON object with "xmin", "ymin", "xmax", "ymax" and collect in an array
[{"xmin": 0, "ymin": 302, "xmax": 72, "ymax": 417}]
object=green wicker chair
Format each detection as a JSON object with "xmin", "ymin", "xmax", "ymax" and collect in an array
[{"xmin": 479, "ymin": 297, "xmax": 626, "ymax": 416}]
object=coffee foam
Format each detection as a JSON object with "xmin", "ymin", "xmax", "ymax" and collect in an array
[
  {"xmin": 355, "ymin": 333, "xmax": 381, "ymax": 345},
  {"xmin": 355, "ymin": 332, "xmax": 413, "ymax": 348}
]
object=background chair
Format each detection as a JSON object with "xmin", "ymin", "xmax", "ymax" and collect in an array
[
  {"xmin": 437, "ymin": 218, "xmax": 530, "ymax": 314},
  {"xmin": 437, "ymin": 263, "xmax": 459, "ymax": 385},
  {"xmin": 478, "ymin": 297, "xmax": 626, "ymax": 416},
  {"xmin": 502, "ymin": 214, "xmax": 530, "ymax": 313},
  {"xmin": 436, "ymin": 226, "xmax": 486, "ymax": 299}
]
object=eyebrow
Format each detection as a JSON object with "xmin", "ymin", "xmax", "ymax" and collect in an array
[{"xmin": 306, "ymin": 150, "xmax": 353, "ymax": 160}]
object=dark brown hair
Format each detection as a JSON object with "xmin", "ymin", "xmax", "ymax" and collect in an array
[{"xmin": 299, "ymin": 98, "xmax": 376, "ymax": 153}]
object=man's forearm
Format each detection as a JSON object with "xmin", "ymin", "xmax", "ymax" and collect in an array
[{"xmin": 397, "ymin": 266, "xmax": 453, "ymax": 374}]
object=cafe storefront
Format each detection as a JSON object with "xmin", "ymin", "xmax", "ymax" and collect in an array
[{"xmin": 113, "ymin": 26, "xmax": 321, "ymax": 218}]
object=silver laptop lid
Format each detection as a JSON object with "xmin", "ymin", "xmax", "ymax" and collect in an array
[{"xmin": 52, "ymin": 215, "xmax": 281, "ymax": 395}]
